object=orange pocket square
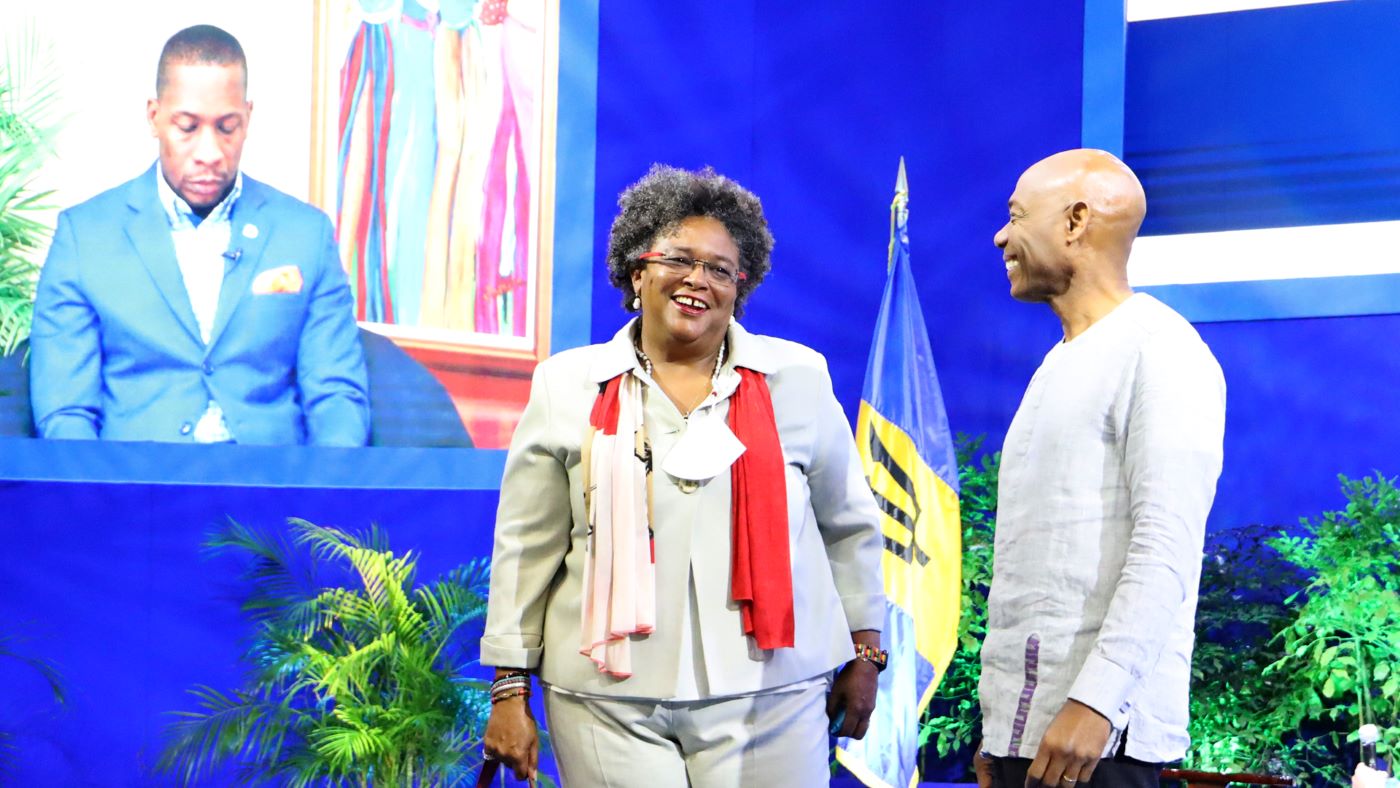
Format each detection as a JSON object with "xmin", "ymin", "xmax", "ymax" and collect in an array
[{"xmin": 251, "ymin": 265, "xmax": 304, "ymax": 295}]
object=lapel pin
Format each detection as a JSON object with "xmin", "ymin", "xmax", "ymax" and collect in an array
[{"xmin": 243, "ymin": 224, "xmax": 259, "ymax": 239}]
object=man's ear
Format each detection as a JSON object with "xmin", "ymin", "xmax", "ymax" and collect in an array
[
  {"xmin": 1065, "ymin": 201, "xmax": 1089, "ymax": 244},
  {"xmin": 146, "ymin": 98, "xmax": 160, "ymax": 137}
]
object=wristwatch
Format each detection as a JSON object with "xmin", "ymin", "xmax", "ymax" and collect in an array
[{"xmin": 853, "ymin": 643, "xmax": 889, "ymax": 672}]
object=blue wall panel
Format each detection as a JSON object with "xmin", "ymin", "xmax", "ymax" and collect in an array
[
  {"xmin": 1197, "ymin": 314, "xmax": 1400, "ymax": 529},
  {"xmin": 590, "ymin": 0, "xmax": 1084, "ymax": 469},
  {"xmin": 1126, "ymin": 0, "xmax": 1400, "ymax": 235},
  {"xmin": 1117, "ymin": 0, "xmax": 1400, "ymax": 525}
]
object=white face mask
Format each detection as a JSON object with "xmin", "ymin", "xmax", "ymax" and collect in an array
[{"xmin": 660, "ymin": 407, "xmax": 747, "ymax": 483}]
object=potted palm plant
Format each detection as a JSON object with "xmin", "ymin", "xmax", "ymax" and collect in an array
[{"xmin": 159, "ymin": 518, "xmax": 505, "ymax": 787}]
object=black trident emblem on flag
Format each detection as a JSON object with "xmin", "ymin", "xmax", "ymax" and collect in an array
[{"xmin": 867, "ymin": 428, "xmax": 931, "ymax": 567}]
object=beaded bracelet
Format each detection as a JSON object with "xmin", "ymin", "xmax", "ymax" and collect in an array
[
  {"xmin": 490, "ymin": 688, "xmax": 531, "ymax": 705},
  {"xmin": 492, "ymin": 686, "xmax": 530, "ymax": 699},
  {"xmin": 852, "ymin": 643, "xmax": 890, "ymax": 672},
  {"xmin": 490, "ymin": 672, "xmax": 531, "ymax": 693}
]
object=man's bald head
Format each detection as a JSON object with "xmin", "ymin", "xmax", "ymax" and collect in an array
[
  {"xmin": 1017, "ymin": 148, "xmax": 1146, "ymax": 261},
  {"xmin": 994, "ymin": 149, "xmax": 1147, "ymax": 311}
]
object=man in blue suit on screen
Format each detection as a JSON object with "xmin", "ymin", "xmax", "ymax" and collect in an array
[{"xmin": 30, "ymin": 24, "xmax": 370, "ymax": 446}]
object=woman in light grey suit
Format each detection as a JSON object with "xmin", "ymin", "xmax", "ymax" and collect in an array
[{"xmin": 480, "ymin": 165, "xmax": 887, "ymax": 787}]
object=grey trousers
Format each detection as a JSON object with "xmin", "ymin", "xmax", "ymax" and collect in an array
[{"xmin": 543, "ymin": 683, "xmax": 831, "ymax": 788}]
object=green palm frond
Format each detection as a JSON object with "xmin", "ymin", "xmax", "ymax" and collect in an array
[
  {"xmin": 315, "ymin": 631, "xmax": 397, "ymax": 703},
  {"xmin": 207, "ymin": 518, "xmax": 325, "ymax": 636},
  {"xmin": 157, "ymin": 685, "xmax": 303, "ymax": 786},
  {"xmin": 246, "ymin": 625, "xmax": 319, "ymax": 688},
  {"xmin": 0, "ymin": 635, "xmax": 64, "ymax": 703},
  {"xmin": 0, "ymin": 17, "xmax": 61, "ymax": 131},
  {"xmin": 0, "ymin": 634, "xmax": 66, "ymax": 780},
  {"xmin": 162, "ymin": 518, "xmax": 505, "ymax": 786},
  {"xmin": 308, "ymin": 724, "xmax": 395, "ymax": 772},
  {"xmin": 0, "ymin": 19, "xmax": 61, "ymax": 357},
  {"xmin": 417, "ymin": 560, "xmax": 491, "ymax": 660},
  {"xmin": 314, "ymin": 586, "xmax": 381, "ymax": 635}
]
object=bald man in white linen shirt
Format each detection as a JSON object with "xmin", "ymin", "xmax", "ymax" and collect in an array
[{"xmin": 975, "ymin": 149, "xmax": 1226, "ymax": 788}]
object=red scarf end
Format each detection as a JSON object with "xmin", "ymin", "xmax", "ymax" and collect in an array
[{"xmin": 739, "ymin": 602, "xmax": 795, "ymax": 650}]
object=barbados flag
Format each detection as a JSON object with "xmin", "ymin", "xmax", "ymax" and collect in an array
[{"xmin": 835, "ymin": 159, "xmax": 961, "ymax": 788}]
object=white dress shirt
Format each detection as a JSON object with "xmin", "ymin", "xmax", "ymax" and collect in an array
[
  {"xmin": 979, "ymin": 293, "xmax": 1226, "ymax": 764},
  {"xmin": 154, "ymin": 165, "xmax": 243, "ymax": 442}
]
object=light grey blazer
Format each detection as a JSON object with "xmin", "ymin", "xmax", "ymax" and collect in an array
[{"xmin": 480, "ymin": 320, "xmax": 885, "ymax": 699}]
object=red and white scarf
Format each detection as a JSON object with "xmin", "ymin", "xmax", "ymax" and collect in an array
[{"xmin": 580, "ymin": 366, "xmax": 794, "ymax": 678}]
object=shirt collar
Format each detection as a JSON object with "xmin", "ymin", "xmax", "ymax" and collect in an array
[
  {"xmin": 154, "ymin": 162, "xmax": 242, "ymax": 230},
  {"xmin": 587, "ymin": 317, "xmax": 777, "ymax": 383}
]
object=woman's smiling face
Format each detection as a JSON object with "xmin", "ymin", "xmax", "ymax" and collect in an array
[{"xmin": 631, "ymin": 215, "xmax": 741, "ymax": 349}]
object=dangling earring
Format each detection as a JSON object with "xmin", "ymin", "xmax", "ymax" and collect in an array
[{"xmin": 631, "ymin": 295, "xmax": 641, "ymax": 311}]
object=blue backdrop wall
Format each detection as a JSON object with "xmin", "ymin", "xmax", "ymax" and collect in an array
[
  {"xmin": 0, "ymin": 482, "xmax": 500, "ymax": 785},
  {"xmin": 1121, "ymin": 2, "xmax": 1400, "ymax": 528},
  {"xmin": 589, "ymin": 0, "xmax": 1400, "ymax": 535},
  {"xmin": 590, "ymin": 0, "xmax": 1083, "ymax": 477}
]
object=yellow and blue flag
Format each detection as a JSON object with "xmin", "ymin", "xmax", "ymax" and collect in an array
[{"xmin": 836, "ymin": 159, "xmax": 961, "ymax": 788}]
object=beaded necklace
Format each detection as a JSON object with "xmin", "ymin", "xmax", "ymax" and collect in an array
[{"xmin": 635, "ymin": 340, "xmax": 727, "ymax": 416}]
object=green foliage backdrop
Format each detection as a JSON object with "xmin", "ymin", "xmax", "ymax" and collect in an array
[
  {"xmin": 918, "ymin": 437, "xmax": 998, "ymax": 764},
  {"xmin": 1258, "ymin": 475, "xmax": 1400, "ymax": 784},
  {"xmin": 919, "ymin": 437, "xmax": 1399, "ymax": 787}
]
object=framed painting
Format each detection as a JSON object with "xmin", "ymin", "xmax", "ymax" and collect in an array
[{"xmin": 310, "ymin": 0, "xmax": 559, "ymax": 447}]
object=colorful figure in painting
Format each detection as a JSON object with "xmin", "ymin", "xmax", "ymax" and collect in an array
[
  {"xmin": 337, "ymin": 0, "xmax": 398, "ymax": 323},
  {"xmin": 421, "ymin": 0, "xmax": 486, "ymax": 332},
  {"xmin": 475, "ymin": 0, "xmax": 539, "ymax": 336},
  {"xmin": 384, "ymin": 0, "xmax": 438, "ymax": 326},
  {"xmin": 337, "ymin": 0, "xmax": 540, "ymax": 337}
]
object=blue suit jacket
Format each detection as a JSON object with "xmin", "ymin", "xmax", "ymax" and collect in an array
[{"xmin": 30, "ymin": 166, "xmax": 370, "ymax": 446}]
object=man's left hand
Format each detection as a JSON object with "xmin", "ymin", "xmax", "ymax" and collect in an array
[
  {"xmin": 827, "ymin": 657, "xmax": 879, "ymax": 739},
  {"xmin": 1025, "ymin": 699, "xmax": 1112, "ymax": 788}
]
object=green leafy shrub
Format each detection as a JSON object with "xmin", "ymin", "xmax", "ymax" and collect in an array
[
  {"xmin": 159, "ymin": 518, "xmax": 498, "ymax": 787},
  {"xmin": 1257, "ymin": 474, "xmax": 1400, "ymax": 785},
  {"xmin": 918, "ymin": 436, "xmax": 999, "ymax": 769},
  {"xmin": 1184, "ymin": 525, "xmax": 1308, "ymax": 776},
  {"xmin": 917, "ymin": 445, "xmax": 1400, "ymax": 787}
]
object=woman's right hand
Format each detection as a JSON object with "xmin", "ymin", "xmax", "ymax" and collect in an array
[{"xmin": 482, "ymin": 695, "xmax": 540, "ymax": 781}]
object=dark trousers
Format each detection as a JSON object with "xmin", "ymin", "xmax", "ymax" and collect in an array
[{"xmin": 989, "ymin": 756, "xmax": 1161, "ymax": 788}]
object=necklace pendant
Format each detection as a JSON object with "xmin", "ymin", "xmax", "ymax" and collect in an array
[{"xmin": 677, "ymin": 478, "xmax": 700, "ymax": 494}]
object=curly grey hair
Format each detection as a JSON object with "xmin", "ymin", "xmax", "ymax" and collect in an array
[{"xmin": 605, "ymin": 164, "xmax": 774, "ymax": 317}]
